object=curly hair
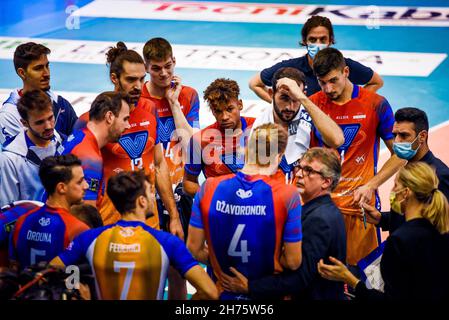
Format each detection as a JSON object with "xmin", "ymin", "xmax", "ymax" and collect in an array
[{"xmin": 203, "ymin": 78, "xmax": 240, "ymax": 111}]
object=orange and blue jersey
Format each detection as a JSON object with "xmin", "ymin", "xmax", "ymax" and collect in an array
[
  {"xmin": 10, "ymin": 205, "xmax": 89, "ymax": 269},
  {"xmin": 309, "ymin": 85, "xmax": 395, "ymax": 214},
  {"xmin": 0, "ymin": 201, "xmax": 43, "ymax": 267},
  {"xmin": 190, "ymin": 172, "xmax": 302, "ymax": 299},
  {"xmin": 185, "ymin": 117, "xmax": 255, "ymax": 179},
  {"xmin": 57, "ymin": 220, "xmax": 198, "ymax": 300},
  {"xmin": 61, "ymin": 127, "xmax": 103, "ymax": 201},
  {"xmin": 141, "ymin": 83, "xmax": 200, "ymax": 185}
]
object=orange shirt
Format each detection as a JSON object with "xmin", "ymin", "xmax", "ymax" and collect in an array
[{"xmin": 310, "ymin": 85, "xmax": 395, "ymax": 215}]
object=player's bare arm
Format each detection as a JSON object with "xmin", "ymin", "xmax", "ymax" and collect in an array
[{"xmin": 154, "ymin": 143, "xmax": 184, "ymax": 240}]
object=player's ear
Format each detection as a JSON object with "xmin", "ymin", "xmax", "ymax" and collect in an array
[
  {"xmin": 268, "ymin": 88, "xmax": 274, "ymax": 99},
  {"xmin": 104, "ymin": 110, "xmax": 115, "ymax": 125},
  {"xmin": 17, "ymin": 67, "xmax": 26, "ymax": 81},
  {"xmin": 56, "ymin": 182, "xmax": 67, "ymax": 195},
  {"xmin": 238, "ymin": 99, "xmax": 243, "ymax": 111},
  {"xmin": 20, "ymin": 118, "xmax": 29, "ymax": 128},
  {"xmin": 110, "ymin": 72, "xmax": 119, "ymax": 85}
]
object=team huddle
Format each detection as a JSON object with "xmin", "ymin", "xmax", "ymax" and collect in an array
[{"xmin": 1, "ymin": 16, "xmax": 449, "ymax": 301}]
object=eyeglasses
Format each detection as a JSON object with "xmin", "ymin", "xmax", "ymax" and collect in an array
[{"xmin": 296, "ymin": 163, "xmax": 325, "ymax": 177}]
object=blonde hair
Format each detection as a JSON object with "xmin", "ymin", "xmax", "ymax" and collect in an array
[
  {"xmin": 245, "ymin": 123, "xmax": 288, "ymax": 167},
  {"xmin": 398, "ymin": 162, "xmax": 449, "ymax": 233}
]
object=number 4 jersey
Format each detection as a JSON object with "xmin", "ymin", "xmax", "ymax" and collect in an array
[{"xmin": 190, "ymin": 172, "xmax": 302, "ymax": 299}]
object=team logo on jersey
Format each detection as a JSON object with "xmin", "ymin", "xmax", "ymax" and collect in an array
[
  {"xmin": 299, "ymin": 108, "xmax": 312, "ymax": 123},
  {"xmin": 338, "ymin": 123, "xmax": 361, "ymax": 153},
  {"xmin": 355, "ymin": 154, "xmax": 366, "ymax": 164},
  {"xmin": 38, "ymin": 217, "xmax": 51, "ymax": 227},
  {"xmin": 89, "ymin": 178, "xmax": 100, "ymax": 192},
  {"xmin": 119, "ymin": 132, "xmax": 148, "ymax": 159},
  {"xmin": 158, "ymin": 117, "xmax": 176, "ymax": 143},
  {"xmin": 119, "ymin": 227, "xmax": 135, "ymax": 237},
  {"xmin": 3, "ymin": 221, "xmax": 15, "ymax": 234},
  {"xmin": 236, "ymin": 189, "xmax": 253, "ymax": 199},
  {"xmin": 67, "ymin": 134, "xmax": 75, "ymax": 142}
]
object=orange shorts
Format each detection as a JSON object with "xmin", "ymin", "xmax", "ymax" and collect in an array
[{"xmin": 342, "ymin": 213, "xmax": 378, "ymax": 266}]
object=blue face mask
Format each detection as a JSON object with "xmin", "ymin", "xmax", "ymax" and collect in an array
[
  {"xmin": 307, "ymin": 43, "xmax": 327, "ymax": 59},
  {"xmin": 393, "ymin": 134, "xmax": 422, "ymax": 160}
]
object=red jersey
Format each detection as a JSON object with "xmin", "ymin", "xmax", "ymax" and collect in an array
[
  {"xmin": 185, "ymin": 117, "xmax": 255, "ymax": 178},
  {"xmin": 141, "ymin": 82, "xmax": 200, "ymax": 186},
  {"xmin": 61, "ymin": 127, "xmax": 103, "ymax": 201},
  {"xmin": 310, "ymin": 85, "xmax": 395, "ymax": 215},
  {"xmin": 76, "ymin": 98, "xmax": 160, "ymax": 227}
]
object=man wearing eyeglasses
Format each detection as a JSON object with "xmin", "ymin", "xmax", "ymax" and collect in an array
[{"xmin": 220, "ymin": 147, "xmax": 347, "ymax": 300}]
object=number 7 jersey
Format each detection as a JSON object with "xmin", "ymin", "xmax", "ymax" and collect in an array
[{"xmin": 58, "ymin": 220, "xmax": 198, "ymax": 300}]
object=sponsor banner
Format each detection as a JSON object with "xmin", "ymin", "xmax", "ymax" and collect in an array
[
  {"xmin": 0, "ymin": 88, "xmax": 269, "ymax": 128},
  {"xmin": 75, "ymin": 0, "xmax": 449, "ymax": 27},
  {"xmin": 0, "ymin": 37, "xmax": 445, "ymax": 77}
]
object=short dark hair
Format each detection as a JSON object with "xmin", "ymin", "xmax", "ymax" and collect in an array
[
  {"xmin": 39, "ymin": 155, "xmax": 82, "ymax": 195},
  {"xmin": 106, "ymin": 41, "xmax": 144, "ymax": 79},
  {"xmin": 142, "ymin": 37, "xmax": 173, "ymax": 63},
  {"xmin": 395, "ymin": 107, "xmax": 429, "ymax": 134},
  {"xmin": 70, "ymin": 204, "xmax": 103, "ymax": 228},
  {"xmin": 107, "ymin": 170, "xmax": 151, "ymax": 215},
  {"xmin": 89, "ymin": 91, "xmax": 127, "ymax": 122},
  {"xmin": 272, "ymin": 67, "xmax": 306, "ymax": 92},
  {"xmin": 301, "ymin": 15, "xmax": 335, "ymax": 46},
  {"xmin": 17, "ymin": 90, "xmax": 52, "ymax": 121},
  {"xmin": 313, "ymin": 47, "xmax": 346, "ymax": 78},
  {"xmin": 13, "ymin": 42, "xmax": 50, "ymax": 73}
]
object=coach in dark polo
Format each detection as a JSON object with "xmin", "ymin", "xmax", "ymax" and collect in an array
[{"xmin": 220, "ymin": 147, "xmax": 347, "ymax": 300}]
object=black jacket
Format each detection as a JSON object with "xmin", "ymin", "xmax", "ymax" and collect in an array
[
  {"xmin": 355, "ymin": 218, "xmax": 449, "ymax": 300},
  {"xmin": 248, "ymin": 194, "xmax": 347, "ymax": 300},
  {"xmin": 379, "ymin": 151, "xmax": 449, "ymax": 233}
]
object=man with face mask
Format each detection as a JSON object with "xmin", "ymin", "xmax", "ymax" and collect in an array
[
  {"xmin": 249, "ymin": 15, "xmax": 383, "ymax": 102},
  {"xmin": 0, "ymin": 42, "xmax": 77, "ymax": 145},
  {"xmin": 0, "ymin": 90, "xmax": 64, "ymax": 207},
  {"xmin": 360, "ymin": 107, "xmax": 449, "ymax": 233},
  {"xmin": 251, "ymin": 67, "xmax": 344, "ymax": 183}
]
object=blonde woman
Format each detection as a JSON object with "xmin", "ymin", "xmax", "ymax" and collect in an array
[{"xmin": 318, "ymin": 162, "xmax": 449, "ymax": 300}]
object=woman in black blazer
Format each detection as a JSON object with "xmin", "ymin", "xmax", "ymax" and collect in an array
[{"xmin": 317, "ymin": 161, "xmax": 449, "ymax": 300}]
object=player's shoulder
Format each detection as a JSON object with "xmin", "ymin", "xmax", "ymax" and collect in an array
[
  {"xmin": 180, "ymin": 85, "xmax": 199, "ymax": 97},
  {"xmin": 308, "ymin": 90, "xmax": 328, "ymax": 105},
  {"xmin": 243, "ymin": 116, "xmax": 256, "ymax": 128},
  {"xmin": 358, "ymin": 86, "xmax": 387, "ymax": 106},
  {"xmin": 137, "ymin": 96, "xmax": 158, "ymax": 114}
]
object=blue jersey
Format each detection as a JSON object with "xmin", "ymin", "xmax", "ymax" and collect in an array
[
  {"xmin": 0, "ymin": 201, "xmax": 43, "ymax": 267},
  {"xmin": 190, "ymin": 172, "xmax": 302, "ymax": 299},
  {"xmin": 58, "ymin": 220, "xmax": 198, "ymax": 300},
  {"xmin": 11, "ymin": 205, "xmax": 89, "ymax": 268}
]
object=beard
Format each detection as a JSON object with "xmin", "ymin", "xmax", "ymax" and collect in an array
[
  {"xmin": 108, "ymin": 125, "xmax": 122, "ymax": 143},
  {"xmin": 28, "ymin": 126, "xmax": 54, "ymax": 141},
  {"xmin": 273, "ymin": 101, "xmax": 299, "ymax": 123}
]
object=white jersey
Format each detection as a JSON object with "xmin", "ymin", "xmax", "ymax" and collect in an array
[
  {"xmin": 251, "ymin": 104, "xmax": 314, "ymax": 165},
  {"xmin": 0, "ymin": 130, "xmax": 63, "ymax": 207}
]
